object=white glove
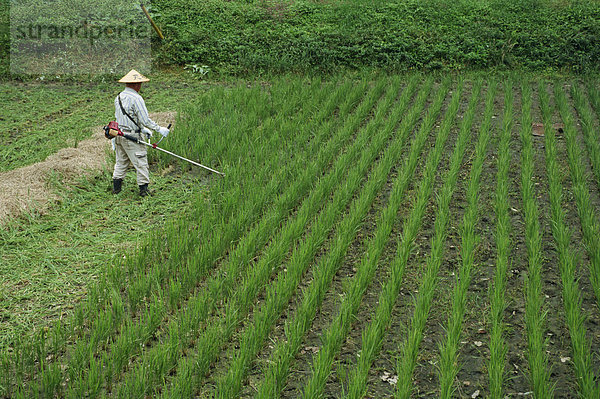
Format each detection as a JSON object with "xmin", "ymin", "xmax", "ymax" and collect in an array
[
  {"xmin": 142, "ymin": 127, "xmax": 153, "ymax": 137},
  {"xmin": 157, "ymin": 126, "xmax": 170, "ymax": 138}
]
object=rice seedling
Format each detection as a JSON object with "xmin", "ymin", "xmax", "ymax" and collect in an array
[
  {"xmin": 339, "ymin": 78, "xmax": 461, "ymax": 399},
  {"xmin": 305, "ymin": 77, "xmax": 466, "ymax": 399},
  {"xmin": 5, "ymin": 74, "xmax": 600, "ymax": 399},
  {"xmin": 571, "ymin": 83, "xmax": 600, "ymax": 193},
  {"xmin": 214, "ymin": 75, "xmax": 422, "ymax": 399},
  {"xmin": 539, "ymin": 80, "xmax": 599, "ymax": 398},
  {"xmin": 585, "ymin": 80, "xmax": 600, "ymax": 133},
  {"xmin": 437, "ymin": 79, "xmax": 496, "ymax": 398},
  {"xmin": 58, "ymin": 78, "xmax": 362, "ymax": 397},
  {"xmin": 16, "ymin": 77, "xmax": 335, "ymax": 397},
  {"xmin": 519, "ymin": 80, "xmax": 552, "ymax": 398}
]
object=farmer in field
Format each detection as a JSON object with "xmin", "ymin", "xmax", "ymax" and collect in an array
[{"xmin": 111, "ymin": 69, "xmax": 170, "ymax": 197}]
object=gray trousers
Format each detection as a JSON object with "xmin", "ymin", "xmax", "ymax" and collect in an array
[{"xmin": 112, "ymin": 134, "xmax": 150, "ymax": 185}]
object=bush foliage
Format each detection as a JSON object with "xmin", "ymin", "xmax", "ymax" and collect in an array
[
  {"xmin": 0, "ymin": 0, "xmax": 8, "ymax": 78},
  {"xmin": 151, "ymin": 0, "xmax": 600, "ymax": 73},
  {"xmin": 1, "ymin": 0, "xmax": 599, "ymax": 76}
]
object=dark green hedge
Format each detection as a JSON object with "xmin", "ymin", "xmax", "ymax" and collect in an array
[
  {"xmin": 1, "ymin": 0, "xmax": 599, "ymax": 77},
  {"xmin": 151, "ymin": 0, "xmax": 600, "ymax": 73},
  {"xmin": 0, "ymin": 0, "xmax": 8, "ymax": 78}
]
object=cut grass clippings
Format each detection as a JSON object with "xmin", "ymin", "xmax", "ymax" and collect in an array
[{"xmin": 0, "ymin": 166, "xmax": 207, "ymax": 349}]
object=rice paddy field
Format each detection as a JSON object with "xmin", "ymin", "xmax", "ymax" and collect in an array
[{"xmin": 2, "ymin": 73, "xmax": 600, "ymax": 398}]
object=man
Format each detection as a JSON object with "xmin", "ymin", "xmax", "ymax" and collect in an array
[{"xmin": 111, "ymin": 69, "xmax": 170, "ymax": 197}]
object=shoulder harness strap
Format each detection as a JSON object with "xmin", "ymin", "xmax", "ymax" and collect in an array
[{"xmin": 118, "ymin": 95, "xmax": 141, "ymax": 133}]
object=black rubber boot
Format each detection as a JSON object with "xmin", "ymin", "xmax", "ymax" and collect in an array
[
  {"xmin": 112, "ymin": 179, "xmax": 123, "ymax": 194},
  {"xmin": 139, "ymin": 183, "xmax": 150, "ymax": 197}
]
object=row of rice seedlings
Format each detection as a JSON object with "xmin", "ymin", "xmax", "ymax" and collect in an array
[
  {"xmin": 393, "ymin": 78, "xmax": 477, "ymax": 399},
  {"xmin": 519, "ymin": 81, "xmax": 552, "ymax": 398},
  {"xmin": 256, "ymin": 75, "xmax": 441, "ymax": 399},
  {"xmin": 487, "ymin": 79, "xmax": 514, "ymax": 399},
  {"xmin": 571, "ymin": 83, "xmax": 600, "ymax": 192},
  {"xmin": 304, "ymin": 77, "xmax": 460, "ymax": 399},
  {"xmin": 538, "ymin": 81, "xmax": 600, "ymax": 398},
  {"xmin": 555, "ymin": 82, "xmax": 600, "ymax": 312},
  {"xmin": 59, "ymin": 79, "xmax": 367, "ymax": 398},
  {"xmin": 158, "ymin": 78, "xmax": 363, "ymax": 288},
  {"xmin": 122, "ymin": 79, "xmax": 398, "ymax": 399},
  {"xmin": 214, "ymin": 75, "xmax": 422, "ymax": 399},
  {"xmin": 109, "ymin": 78, "xmax": 394, "ymax": 396},
  {"xmin": 570, "ymin": 84, "xmax": 600, "ymax": 306},
  {"xmin": 339, "ymin": 78, "xmax": 458, "ymax": 399},
  {"xmin": 584, "ymin": 80, "xmax": 600, "ymax": 140},
  {"xmin": 13, "ymin": 78, "xmax": 339, "ymax": 397},
  {"xmin": 437, "ymin": 80, "xmax": 497, "ymax": 398}
]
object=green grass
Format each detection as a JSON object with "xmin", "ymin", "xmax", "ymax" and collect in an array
[{"xmin": 0, "ymin": 78, "xmax": 208, "ymax": 173}]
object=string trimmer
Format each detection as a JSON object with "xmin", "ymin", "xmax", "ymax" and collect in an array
[{"xmin": 104, "ymin": 121, "xmax": 224, "ymax": 176}]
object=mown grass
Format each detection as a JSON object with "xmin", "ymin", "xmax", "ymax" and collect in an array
[{"xmin": 0, "ymin": 164, "xmax": 206, "ymax": 348}]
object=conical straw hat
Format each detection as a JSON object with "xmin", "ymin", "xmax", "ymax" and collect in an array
[{"xmin": 118, "ymin": 69, "xmax": 149, "ymax": 83}]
